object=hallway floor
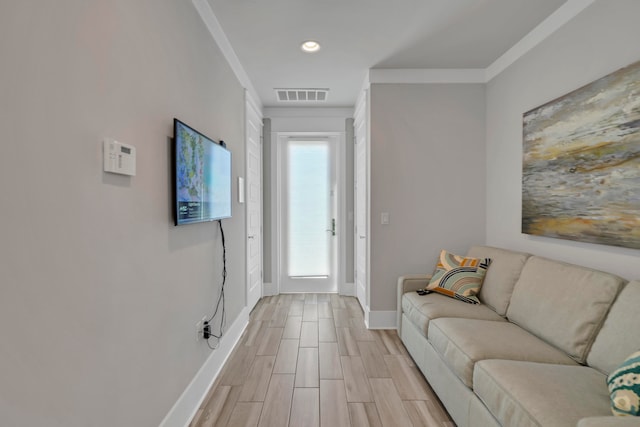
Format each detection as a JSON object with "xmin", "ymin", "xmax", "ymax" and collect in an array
[{"xmin": 190, "ymin": 293, "xmax": 454, "ymax": 427}]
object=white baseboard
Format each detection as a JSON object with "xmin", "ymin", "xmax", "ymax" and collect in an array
[
  {"xmin": 365, "ymin": 309, "xmax": 397, "ymax": 329},
  {"xmin": 262, "ymin": 282, "xmax": 277, "ymax": 296},
  {"xmin": 340, "ymin": 282, "xmax": 355, "ymax": 296},
  {"xmin": 263, "ymin": 283, "xmax": 352, "ymax": 296},
  {"xmin": 159, "ymin": 306, "xmax": 250, "ymax": 427}
]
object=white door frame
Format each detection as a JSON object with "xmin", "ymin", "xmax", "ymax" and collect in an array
[
  {"xmin": 245, "ymin": 91, "xmax": 263, "ymax": 311},
  {"xmin": 274, "ymin": 131, "xmax": 346, "ymax": 294},
  {"xmin": 354, "ymin": 89, "xmax": 370, "ymax": 319}
]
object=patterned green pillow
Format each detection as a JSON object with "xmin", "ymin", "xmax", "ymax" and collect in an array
[
  {"xmin": 426, "ymin": 250, "xmax": 491, "ymax": 304},
  {"xmin": 608, "ymin": 350, "xmax": 640, "ymax": 416}
]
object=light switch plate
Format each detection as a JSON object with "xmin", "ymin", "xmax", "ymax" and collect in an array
[
  {"xmin": 381, "ymin": 212, "xmax": 390, "ymax": 225},
  {"xmin": 238, "ymin": 177, "xmax": 245, "ymax": 203}
]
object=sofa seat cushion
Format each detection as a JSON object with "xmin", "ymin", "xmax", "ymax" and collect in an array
[
  {"xmin": 428, "ymin": 318, "xmax": 577, "ymax": 388},
  {"xmin": 401, "ymin": 292, "xmax": 505, "ymax": 337},
  {"xmin": 577, "ymin": 416, "xmax": 640, "ymax": 427},
  {"xmin": 475, "ymin": 360, "xmax": 611, "ymax": 427}
]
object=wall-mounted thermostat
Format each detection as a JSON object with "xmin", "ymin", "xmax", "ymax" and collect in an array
[
  {"xmin": 104, "ymin": 138, "xmax": 136, "ymax": 176},
  {"xmin": 238, "ymin": 176, "xmax": 245, "ymax": 203}
]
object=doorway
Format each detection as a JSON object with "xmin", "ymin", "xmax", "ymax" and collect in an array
[
  {"xmin": 354, "ymin": 92, "xmax": 368, "ymax": 311},
  {"xmin": 245, "ymin": 93, "xmax": 263, "ymax": 311},
  {"xmin": 277, "ymin": 134, "xmax": 340, "ymax": 293}
]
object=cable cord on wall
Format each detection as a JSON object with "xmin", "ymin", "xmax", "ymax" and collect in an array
[{"xmin": 206, "ymin": 220, "xmax": 227, "ymax": 349}]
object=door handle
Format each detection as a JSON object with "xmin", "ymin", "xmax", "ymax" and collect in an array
[
  {"xmin": 248, "ymin": 235, "xmax": 256, "ymax": 239},
  {"xmin": 359, "ymin": 235, "xmax": 366, "ymax": 239},
  {"xmin": 326, "ymin": 218, "xmax": 336, "ymax": 236}
]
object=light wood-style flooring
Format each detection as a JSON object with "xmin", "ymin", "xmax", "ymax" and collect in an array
[{"xmin": 190, "ymin": 294, "xmax": 454, "ymax": 427}]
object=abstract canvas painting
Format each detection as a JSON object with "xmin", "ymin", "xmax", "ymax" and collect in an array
[{"xmin": 522, "ymin": 60, "xmax": 640, "ymax": 249}]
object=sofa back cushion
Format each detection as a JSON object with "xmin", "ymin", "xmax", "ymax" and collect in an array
[
  {"xmin": 587, "ymin": 280, "xmax": 640, "ymax": 374},
  {"xmin": 506, "ymin": 256, "xmax": 625, "ymax": 363},
  {"xmin": 466, "ymin": 246, "xmax": 530, "ymax": 316}
]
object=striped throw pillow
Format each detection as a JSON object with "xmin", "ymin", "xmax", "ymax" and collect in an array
[
  {"xmin": 426, "ymin": 250, "xmax": 491, "ymax": 304},
  {"xmin": 608, "ymin": 350, "xmax": 640, "ymax": 416}
]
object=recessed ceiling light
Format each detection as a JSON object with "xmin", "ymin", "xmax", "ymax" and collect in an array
[{"xmin": 301, "ymin": 40, "xmax": 321, "ymax": 53}]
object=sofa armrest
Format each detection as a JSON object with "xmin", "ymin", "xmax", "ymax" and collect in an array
[
  {"xmin": 396, "ymin": 274, "xmax": 432, "ymax": 334},
  {"xmin": 577, "ymin": 416, "xmax": 640, "ymax": 427}
]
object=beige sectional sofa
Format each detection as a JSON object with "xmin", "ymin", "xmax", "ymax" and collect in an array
[{"xmin": 397, "ymin": 246, "xmax": 640, "ymax": 427}]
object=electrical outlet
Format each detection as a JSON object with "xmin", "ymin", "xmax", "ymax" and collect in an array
[{"xmin": 195, "ymin": 316, "xmax": 208, "ymax": 341}]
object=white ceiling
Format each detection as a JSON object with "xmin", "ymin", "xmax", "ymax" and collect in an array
[{"xmin": 207, "ymin": 0, "xmax": 568, "ymax": 108}]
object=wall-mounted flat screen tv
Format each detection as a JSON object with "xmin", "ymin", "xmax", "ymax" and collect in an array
[{"xmin": 173, "ymin": 118, "xmax": 232, "ymax": 225}]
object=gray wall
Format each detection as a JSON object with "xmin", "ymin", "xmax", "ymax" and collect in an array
[
  {"xmin": 486, "ymin": 0, "xmax": 640, "ymax": 280},
  {"xmin": 0, "ymin": 1, "xmax": 245, "ymax": 426},
  {"xmin": 369, "ymin": 83, "xmax": 486, "ymax": 311}
]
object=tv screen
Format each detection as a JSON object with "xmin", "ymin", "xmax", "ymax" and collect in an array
[{"xmin": 173, "ymin": 119, "xmax": 232, "ymax": 225}]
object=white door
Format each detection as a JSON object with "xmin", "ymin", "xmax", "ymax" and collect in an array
[
  {"xmin": 245, "ymin": 94, "xmax": 263, "ymax": 311},
  {"xmin": 279, "ymin": 136, "xmax": 338, "ymax": 293},
  {"xmin": 354, "ymin": 91, "xmax": 368, "ymax": 311}
]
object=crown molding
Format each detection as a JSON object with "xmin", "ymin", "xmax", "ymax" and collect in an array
[
  {"xmin": 369, "ymin": 68, "xmax": 485, "ymax": 84},
  {"xmin": 485, "ymin": 0, "xmax": 596, "ymax": 81},
  {"xmin": 192, "ymin": 0, "xmax": 263, "ymax": 112}
]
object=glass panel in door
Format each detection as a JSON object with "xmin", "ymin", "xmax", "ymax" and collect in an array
[{"xmin": 288, "ymin": 141, "xmax": 330, "ymax": 278}]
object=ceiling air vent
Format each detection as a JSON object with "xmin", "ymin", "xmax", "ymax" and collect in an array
[{"xmin": 275, "ymin": 88, "xmax": 329, "ymax": 102}]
